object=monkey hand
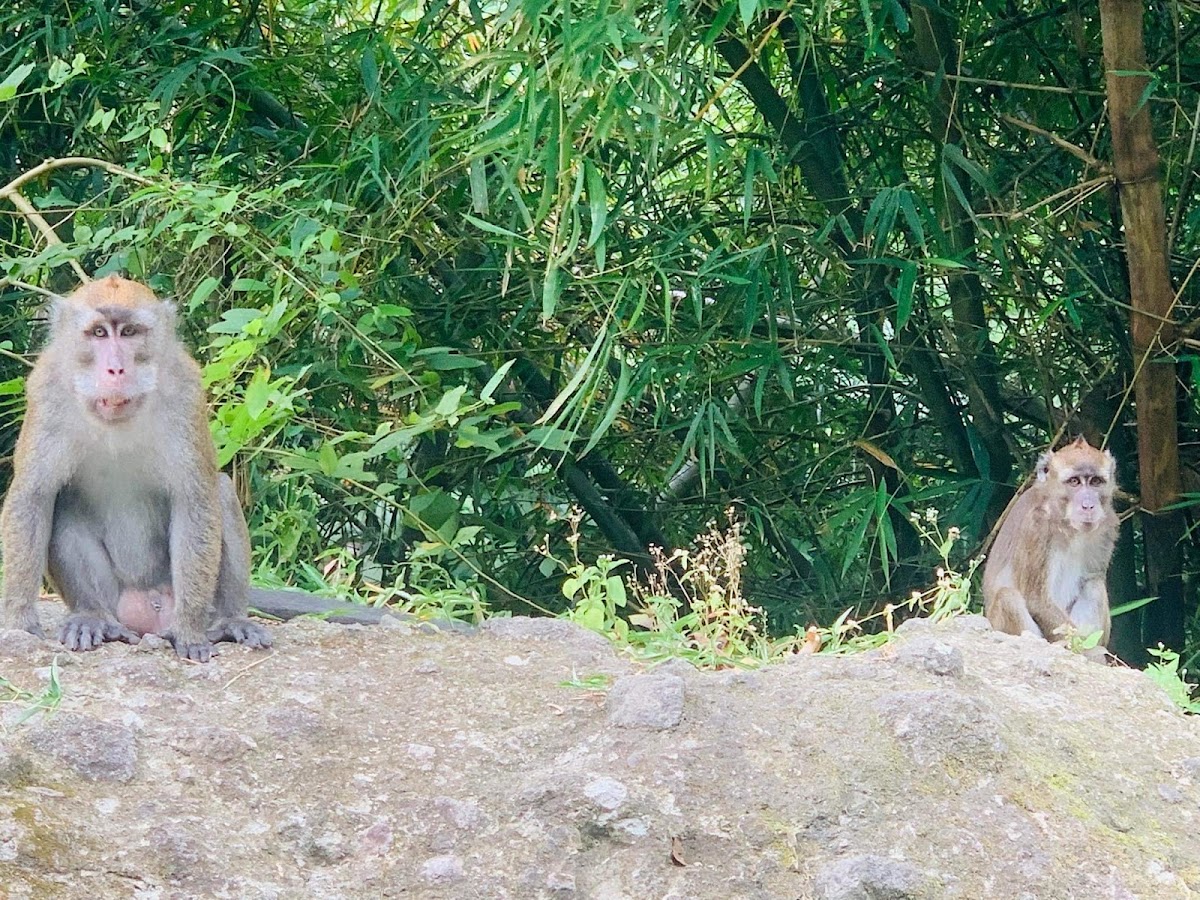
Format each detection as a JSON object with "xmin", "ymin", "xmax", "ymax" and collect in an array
[
  {"xmin": 60, "ymin": 613, "xmax": 140, "ymax": 651},
  {"xmin": 208, "ymin": 618, "xmax": 272, "ymax": 649}
]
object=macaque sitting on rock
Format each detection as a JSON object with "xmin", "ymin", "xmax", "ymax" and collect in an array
[
  {"xmin": 983, "ymin": 437, "xmax": 1118, "ymax": 652},
  {"xmin": 1, "ymin": 276, "xmax": 271, "ymax": 662}
]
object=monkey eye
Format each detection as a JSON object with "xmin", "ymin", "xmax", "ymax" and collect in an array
[
  {"xmin": 89, "ymin": 324, "xmax": 108, "ymax": 338},
  {"xmin": 1065, "ymin": 475, "xmax": 1082, "ymax": 486},
  {"xmin": 1089, "ymin": 475, "xmax": 1106, "ymax": 486},
  {"xmin": 118, "ymin": 323, "xmax": 140, "ymax": 337}
]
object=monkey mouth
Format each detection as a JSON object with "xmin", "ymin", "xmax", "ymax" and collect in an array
[{"xmin": 92, "ymin": 396, "xmax": 140, "ymax": 421}]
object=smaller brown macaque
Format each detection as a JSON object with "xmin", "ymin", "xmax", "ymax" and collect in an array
[{"xmin": 983, "ymin": 437, "xmax": 1118, "ymax": 650}]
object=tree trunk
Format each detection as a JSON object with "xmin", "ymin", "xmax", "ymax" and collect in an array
[
  {"xmin": 910, "ymin": 1, "xmax": 1015, "ymax": 520},
  {"xmin": 1098, "ymin": 0, "xmax": 1186, "ymax": 650}
]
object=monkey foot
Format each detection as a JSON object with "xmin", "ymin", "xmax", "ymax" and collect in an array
[
  {"xmin": 168, "ymin": 635, "xmax": 214, "ymax": 663},
  {"xmin": 60, "ymin": 614, "xmax": 139, "ymax": 651},
  {"xmin": 208, "ymin": 619, "xmax": 272, "ymax": 649}
]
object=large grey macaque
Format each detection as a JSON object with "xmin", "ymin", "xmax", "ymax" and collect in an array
[
  {"xmin": 983, "ymin": 437, "xmax": 1119, "ymax": 649},
  {"xmin": 1, "ymin": 275, "xmax": 271, "ymax": 661}
]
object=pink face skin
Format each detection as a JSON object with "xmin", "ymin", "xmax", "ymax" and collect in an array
[
  {"xmin": 1065, "ymin": 473, "xmax": 1109, "ymax": 529},
  {"xmin": 1037, "ymin": 439, "xmax": 1116, "ymax": 532},
  {"xmin": 116, "ymin": 588, "xmax": 176, "ymax": 636},
  {"xmin": 73, "ymin": 307, "xmax": 158, "ymax": 423}
]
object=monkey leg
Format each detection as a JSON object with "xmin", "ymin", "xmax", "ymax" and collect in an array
[
  {"xmin": 46, "ymin": 500, "xmax": 139, "ymax": 651},
  {"xmin": 1066, "ymin": 580, "xmax": 1111, "ymax": 648},
  {"xmin": 985, "ymin": 587, "xmax": 1045, "ymax": 638},
  {"xmin": 206, "ymin": 475, "xmax": 272, "ymax": 650}
]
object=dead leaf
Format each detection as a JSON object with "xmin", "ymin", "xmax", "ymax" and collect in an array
[
  {"xmin": 670, "ymin": 835, "xmax": 686, "ymax": 867},
  {"xmin": 852, "ymin": 438, "xmax": 899, "ymax": 470},
  {"xmin": 798, "ymin": 625, "xmax": 821, "ymax": 654}
]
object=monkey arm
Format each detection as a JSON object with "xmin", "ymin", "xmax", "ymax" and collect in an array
[
  {"xmin": 167, "ymin": 476, "xmax": 223, "ymax": 658},
  {"xmin": 0, "ymin": 485, "xmax": 56, "ymax": 634},
  {"xmin": 1025, "ymin": 593, "xmax": 1075, "ymax": 642},
  {"xmin": 1, "ymin": 407, "xmax": 71, "ymax": 636}
]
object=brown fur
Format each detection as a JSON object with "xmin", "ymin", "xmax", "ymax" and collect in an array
[
  {"xmin": 68, "ymin": 275, "xmax": 158, "ymax": 307},
  {"xmin": 983, "ymin": 437, "xmax": 1118, "ymax": 649},
  {"xmin": 0, "ymin": 276, "xmax": 269, "ymax": 660}
]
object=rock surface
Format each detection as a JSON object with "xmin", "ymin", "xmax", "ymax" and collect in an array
[{"xmin": 1, "ymin": 603, "xmax": 1199, "ymax": 898}]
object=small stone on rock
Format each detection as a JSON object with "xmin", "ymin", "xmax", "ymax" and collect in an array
[
  {"xmin": 170, "ymin": 725, "xmax": 256, "ymax": 763},
  {"xmin": 420, "ymin": 854, "xmax": 465, "ymax": 883},
  {"xmin": 895, "ymin": 638, "xmax": 964, "ymax": 677},
  {"xmin": 0, "ymin": 628, "xmax": 44, "ymax": 658},
  {"xmin": 407, "ymin": 743, "xmax": 436, "ymax": 763},
  {"xmin": 483, "ymin": 616, "xmax": 605, "ymax": 644},
  {"xmin": 358, "ymin": 820, "xmax": 394, "ymax": 856},
  {"xmin": 894, "ymin": 617, "xmax": 934, "ymax": 635},
  {"xmin": 378, "ymin": 614, "xmax": 414, "ymax": 632},
  {"xmin": 876, "ymin": 690, "xmax": 1004, "ymax": 769},
  {"xmin": 312, "ymin": 830, "xmax": 348, "ymax": 864},
  {"xmin": 584, "ymin": 777, "xmax": 629, "ymax": 812},
  {"xmin": 135, "ymin": 634, "xmax": 171, "ymax": 652},
  {"xmin": 607, "ymin": 673, "xmax": 684, "ymax": 729},
  {"xmin": 434, "ymin": 797, "xmax": 485, "ymax": 831},
  {"xmin": 815, "ymin": 854, "xmax": 926, "ymax": 900},
  {"xmin": 654, "ymin": 658, "xmax": 696, "ymax": 678},
  {"xmin": 1157, "ymin": 784, "xmax": 1184, "ymax": 804},
  {"xmin": 547, "ymin": 871, "xmax": 577, "ymax": 893}
]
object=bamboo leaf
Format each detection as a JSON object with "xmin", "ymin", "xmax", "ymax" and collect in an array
[
  {"xmin": 854, "ymin": 439, "xmax": 899, "ymax": 471},
  {"xmin": 580, "ymin": 358, "xmax": 631, "ymax": 457},
  {"xmin": 894, "ymin": 261, "xmax": 916, "ymax": 329},
  {"xmin": 585, "ymin": 160, "xmax": 607, "ymax": 249},
  {"xmin": 0, "ymin": 62, "xmax": 34, "ymax": 101},
  {"xmin": 481, "ymin": 359, "xmax": 516, "ymax": 402}
]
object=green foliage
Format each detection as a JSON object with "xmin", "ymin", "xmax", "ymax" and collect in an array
[
  {"xmin": 0, "ymin": 657, "xmax": 63, "ymax": 727},
  {"xmin": 0, "ymin": 0, "xmax": 1197, "ymax": 658},
  {"xmin": 1145, "ymin": 646, "xmax": 1200, "ymax": 715},
  {"xmin": 614, "ymin": 511, "xmax": 781, "ymax": 668},
  {"xmin": 559, "ymin": 556, "xmax": 630, "ymax": 638},
  {"xmin": 559, "ymin": 674, "xmax": 612, "ymax": 691},
  {"xmin": 1066, "ymin": 629, "xmax": 1105, "ymax": 655},
  {"xmin": 813, "ymin": 514, "xmax": 975, "ymax": 654},
  {"xmin": 547, "ymin": 508, "xmax": 976, "ymax": 668}
]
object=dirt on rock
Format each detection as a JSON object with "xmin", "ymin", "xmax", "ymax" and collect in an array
[{"xmin": 1, "ymin": 601, "xmax": 1199, "ymax": 899}]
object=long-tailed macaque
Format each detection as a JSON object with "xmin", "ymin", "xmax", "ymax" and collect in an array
[
  {"xmin": 983, "ymin": 437, "xmax": 1118, "ymax": 648},
  {"xmin": 1, "ymin": 276, "xmax": 271, "ymax": 662}
]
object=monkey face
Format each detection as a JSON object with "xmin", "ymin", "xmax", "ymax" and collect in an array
[
  {"xmin": 1061, "ymin": 477, "xmax": 1109, "ymax": 529},
  {"xmin": 1040, "ymin": 437, "xmax": 1117, "ymax": 531},
  {"xmin": 55, "ymin": 281, "xmax": 168, "ymax": 423}
]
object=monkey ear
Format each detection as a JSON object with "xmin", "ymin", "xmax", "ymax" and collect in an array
[
  {"xmin": 1102, "ymin": 447, "xmax": 1116, "ymax": 475},
  {"xmin": 1071, "ymin": 434, "xmax": 1089, "ymax": 448},
  {"xmin": 158, "ymin": 297, "xmax": 179, "ymax": 329},
  {"xmin": 1035, "ymin": 451, "xmax": 1053, "ymax": 482},
  {"xmin": 43, "ymin": 293, "xmax": 72, "ymax": 331}
]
